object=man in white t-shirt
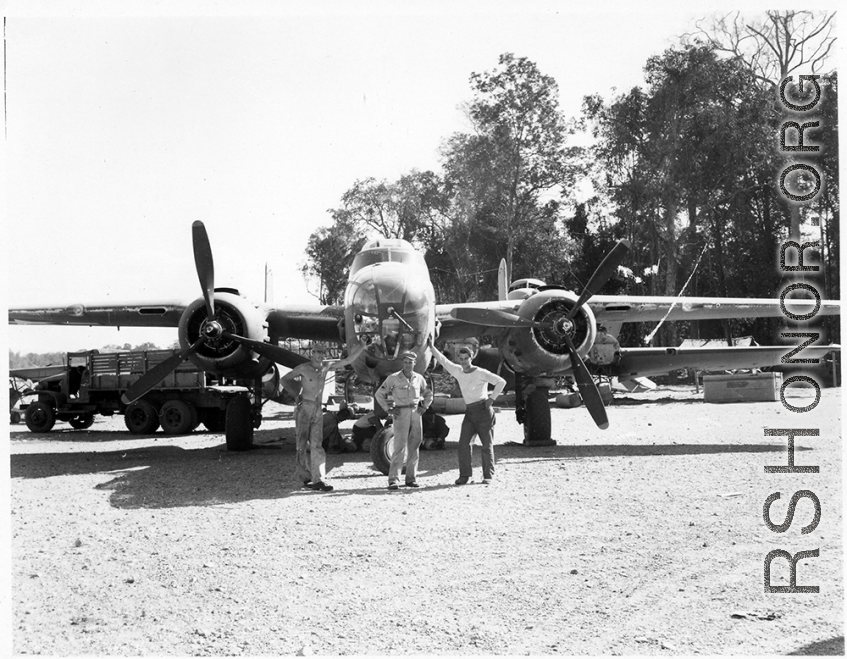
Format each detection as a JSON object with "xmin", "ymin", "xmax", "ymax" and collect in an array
[{"xmin": 427, "ymin": 337, "xmax": 506, "ymax": 485}]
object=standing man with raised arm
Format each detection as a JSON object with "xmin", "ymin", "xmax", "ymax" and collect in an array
[
  {"xmin": 281, "ymin": 341, "xmax": 365, "ymax": 492},
  {"xmin": 374, "ymin": 351, "xmax": 434, "ymax": 490},
  {"xmin": 427, "ymin": 337, "xmax": 506, "ymax": 485}
]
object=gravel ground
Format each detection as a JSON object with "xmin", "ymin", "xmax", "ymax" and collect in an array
[{"xmin": 5, "ymin": 386, "xmax": 843, "ymax": 656}]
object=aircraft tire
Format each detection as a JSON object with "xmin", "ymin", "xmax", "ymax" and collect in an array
[
  {"xmin": 225, "ymin": 395, "xmax": 253, "ymax": 451},
  {"xmin": 370, "ymin": 426, "xmax": 394, "ymax": 476},
  {"xmin": 160, "ymin": 400, "xmax": 194, "ymax": 435},
  {"xmin": 25, "ymin": 402, "xmax": 56, "ymax": 433},
  {"xmin": 10, "ymin": 410, "xmax": 21, "ymax": 424},
  {"xmin": 523, "ymin": 387, "xmax": 552, "ymax": 445},
  {"xmin": 69, "ymin": 414, "xmax": 95, "ymax": 430},
  {"xmin": 124, "ymin": 400, "xmax": 160, "ymax": 434}
]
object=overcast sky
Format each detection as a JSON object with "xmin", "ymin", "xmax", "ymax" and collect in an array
[{"xmin": 1, "ymin": 0, "xmax": 827, "ymax": 354}]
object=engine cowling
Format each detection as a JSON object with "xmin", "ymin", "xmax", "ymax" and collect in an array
[
  {"xmin": 177, "ymin": 291, "xmax": 272, "ymax": 380},
  {"xmin": 499, "ymin": 290, "xmax": 597, "ymax": 377}
]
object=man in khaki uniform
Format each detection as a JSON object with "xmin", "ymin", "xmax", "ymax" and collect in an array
[{"xmin": 374, "ymin": 351, "xmax": 433, "ymax": 490}]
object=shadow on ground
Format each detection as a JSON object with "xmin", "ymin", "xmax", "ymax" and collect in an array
[
  {"xmin": 787, "ymin": 636, "xmax": 844, "ymax": 655},
  {"xmin": 10, "ymin": 422, "xmax": 801, "ymax": 512}
]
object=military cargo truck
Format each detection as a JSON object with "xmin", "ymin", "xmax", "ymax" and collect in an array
[{"xmin": 18, "ymin": 349, "xmax": 253, "ymax": 437}]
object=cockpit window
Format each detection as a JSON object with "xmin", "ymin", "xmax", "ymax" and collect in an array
[
  {"xmin": 400, "ymin": 282, "xmax": 428, "ymax": 313},
  {"xmin": 351, "ymin": 247, "xmax": 423, "ymax": 274}
]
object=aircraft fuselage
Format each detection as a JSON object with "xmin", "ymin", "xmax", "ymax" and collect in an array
[{"xmin": 343, "ymin": 238, "xmax": 435, "ymax": 381}]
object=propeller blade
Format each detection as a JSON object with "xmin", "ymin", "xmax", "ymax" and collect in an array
[
  {"xmin": 568, "ymin": 239, "xmax": 631, "ymax": 319},
  {"xmin": 562, "ymin": 333, "xmax": 609, "ymax": 430},
  {"xmin": 222, "ymin": 332, "xmax": 310, "ymax": 369},
  {"xmin": 121, "ymin": 339, "xmax": 204, "ymax": 405},
  {"xmin": 450, "ymin": 307, "xmax": 540, "ymax": 328},
  {"xmin": 192, "ymin": 221, "xmax": 215, "ymax": 318}
]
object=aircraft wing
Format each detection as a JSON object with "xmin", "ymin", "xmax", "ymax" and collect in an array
[
  {"xmin": 8, "ymin": 299, "xmax": 346, "ymax": 343},
  {"xmin": 610, "ymin": 345, "xmax": 838, "ymax": 379},
  {"xmin": 588, "ymin": 295, "xmax": 840, "ymax": 323},
  {"xmin": 436, "ymin": 295, "xmax": 839, "ymax": 341},
  {"xmin": 8, "ymin": 301, "xmax": 189, "ymax": 327}
]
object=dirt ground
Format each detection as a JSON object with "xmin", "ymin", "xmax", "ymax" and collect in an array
[{"xmin": 5, "ymin": 385, "xmax": 843, "ymax": 656}]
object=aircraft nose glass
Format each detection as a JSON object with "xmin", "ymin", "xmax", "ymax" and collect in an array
[
  {"xmin": 347, "ymin": 266, "xmax": 427, "ymax": 359},
  {"xmin": 350, "ymin": 280, "xmax": 378, "ymax": 315}
]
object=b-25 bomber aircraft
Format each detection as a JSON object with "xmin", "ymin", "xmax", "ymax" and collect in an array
[{"xmin": 9, "ymin": 221, "xmax": 839, "ymax": 456}]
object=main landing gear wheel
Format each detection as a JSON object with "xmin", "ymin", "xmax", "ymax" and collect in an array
[
  {"xmin": 69, "ymin": 414, "xmax": 95, "ymax": 430},
  {"xmin": 124, "ymin": 400, "xmax": 160, "ymax": 434},
  {"xmin": 225, "ymin": 395, "xmax": 253, "ymax": 452},
  {"xmin": 370, "ymin": 426, "xmax": 395, "ymax": 476},
  {"xmin": 25, "ymin": 402, "xmax": 55, "ymax": 433},
  {"xmin": 523, "ymin": 387, "xmax": 554, "ymax": 446}
]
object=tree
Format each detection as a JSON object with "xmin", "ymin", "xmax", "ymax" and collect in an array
[
  {"xmin": 301, "ymin": 218, "xmax": 366, "ymax": 305},
  {"xmin": 685, "ymin": 11, "xmax": 838, "ymax": 237},
  {"xmin": 441, "ymin": 53, "xmax": 576, "ymax": 291},
  {"xmin": 335, "ymin": 170, "xmax": 448, "ymax": 246},
  {"xmin": 584, "ymin": 45, "xmax": 789, "ymax": 345},
  {"xmin": 686, "ymin": 10, "xmax": 837, "ymax": 88}
]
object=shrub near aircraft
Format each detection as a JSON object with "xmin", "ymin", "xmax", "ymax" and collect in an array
[{"xmin": 9, "ymin": 222, "xmax": 839, "ymax": 458}]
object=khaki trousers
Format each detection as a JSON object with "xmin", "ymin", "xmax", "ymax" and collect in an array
[
  {"xmin": 295, "ymin": 400, "xmax": 326, "ymax": 483},
  {"xmin": 389, "ymin": 407, "xmax": 422, "ymax": 485}
]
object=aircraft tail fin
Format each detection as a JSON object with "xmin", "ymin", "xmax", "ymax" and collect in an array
[
  {"xmin": 265, "ymin": 263, "xmax": 274, "ymax": 304},
  {"xmin": 498, "ymin": 259, "xmax": 508, "ymax": 301}
]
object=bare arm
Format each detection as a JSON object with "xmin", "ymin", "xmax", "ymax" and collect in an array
[
  {"xmin": 327, "ymin": 339, "xmax": 367, "ymax": 371},
  {"xmin": 280, "ymin": 367, "xmax": 303, "ymax": 399}
]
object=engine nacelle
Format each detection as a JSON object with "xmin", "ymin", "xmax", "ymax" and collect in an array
[
  {"xmin": 499, "ymin": 290, "xmax": 597, "ymax": 377},
  {"xmin": 177, "ymin": 291, "xmax": 272, "ymax": 380}
]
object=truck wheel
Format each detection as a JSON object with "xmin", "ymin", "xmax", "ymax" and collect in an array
[
  {"xmin": 184, "ymin": 402, "xmax": 200, "ymax": 431},
  {"xmin": 160, "ymin": 400, "xmax": 194, "ymax": 435},
  {"xmin": 25, "ymin": 402, "xmax": 56, "ymax": 433},
  {"xmin": 523, "ymin": 387, "xmax": 553, "ymax": 446},
  {"xmin": 69, "ymin": 414, "xmax": 95, "ymax": 430},
  {"xmin": 124, "ymin": 400, "xmax": 160, "ymax": 434},
  {"xmin": 370, "ymin": 427, "xmax": 395, "ymax": 476},
  {"xmin": 225, "ymin": 395, "xmax": 253, "ymax": 451},
  {"xmin": 202, "ymin": 408, "xmax": 226, "ymax": 432},
  {"xmin": 10, "ymin": 410, "xmax": 21, "ymax": 424}
]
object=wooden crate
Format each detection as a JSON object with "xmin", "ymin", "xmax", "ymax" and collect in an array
[{"xmin": 703, "ymin": 372, "xmax": 782, "ymax": 403}]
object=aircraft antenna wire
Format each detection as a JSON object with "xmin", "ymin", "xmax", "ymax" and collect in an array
[{"xmin": 642, "ymin": 241, "xmax": 710, "ymax": 346}]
